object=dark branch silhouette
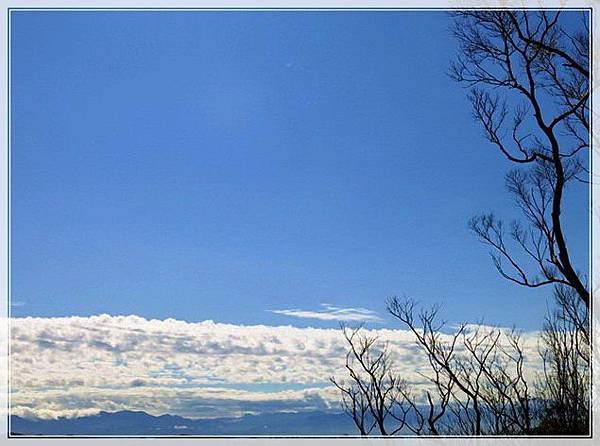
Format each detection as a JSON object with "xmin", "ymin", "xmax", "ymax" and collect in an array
[
  {"xmin": 334, "ymin": 10, "xmax": 590, "ymax": 437},
  {"xmin": 450, "ymin": 11, "xmax": 589, "ymax": 307},
  {"xmin": 334, "ymin": 299, "xmax": 540, "ymax": 436}
]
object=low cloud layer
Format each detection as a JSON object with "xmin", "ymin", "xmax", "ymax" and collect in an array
[
  {"xmin": 10, "ymin": 314, "xmax": 541, "ymax": 420},
  {"xmin": 270, "ymin": 304, "xmax": 382, "ymax": 322}
]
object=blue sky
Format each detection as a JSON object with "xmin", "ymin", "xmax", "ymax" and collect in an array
[{"xmin": 10, "ymin": 11, "xmax": 589, "ymax": 331}]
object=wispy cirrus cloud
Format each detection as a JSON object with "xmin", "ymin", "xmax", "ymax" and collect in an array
[{"xmin": 270, "ymin": 304, "xmax": 382, "ymax": 322}]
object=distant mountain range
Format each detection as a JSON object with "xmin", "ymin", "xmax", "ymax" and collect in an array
[{"xmin": 10, "ymin": 410, "xmax": 360, "ymax": 436}]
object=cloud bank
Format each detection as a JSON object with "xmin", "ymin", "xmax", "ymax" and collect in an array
[{"xmin": 10, "ymin": 314, "xmax": 541, "ymax": 420}]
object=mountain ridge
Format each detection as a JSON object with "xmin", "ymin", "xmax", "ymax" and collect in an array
[{"xmin": 10, "ymin": 409, "xmax": 359, "ymax": 436}]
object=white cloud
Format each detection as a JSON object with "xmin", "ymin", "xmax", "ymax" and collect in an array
[
  {"xmin": 9, "ymin": 314, "xmax": 541, "ymax": 420},
  {"xmin": 270, "ymin": 304, "xmax": 383, "ymax": 322}
]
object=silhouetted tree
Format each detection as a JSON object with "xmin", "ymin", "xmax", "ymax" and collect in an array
[
  {"xmin": 330, "ymin": 326, "xmax": 411, "ymax": 435},
  {"xmin": 534, "ymin": 285, "xmax": 589, "ymax": 434},
  {"xmin": 333, "ymin": 10, "xmax": 590, "ymax": 436},
  {"xmin": 331, "ymin": 323, "xmax": 454, "ymax": 435},
  {"xmin": 449, "ymin": 11, "xmax": 589, "ymax": 307},
  {"xmin": 334, "ymin": 291, "xmax": 589, "ymax": 436},
  {"xmin": 333, "ymin": 299, "xmax": 535, "ymax": 436}
]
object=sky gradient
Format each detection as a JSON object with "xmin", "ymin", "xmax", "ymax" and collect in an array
[{"xmin": 11, "ymin": 11, "xmax": 589, "ymax": 331}]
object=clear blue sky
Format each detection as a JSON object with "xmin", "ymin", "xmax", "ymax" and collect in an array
[{"xmin": 10, "ymin": 11, "xmax": 589, "ymax": 330}]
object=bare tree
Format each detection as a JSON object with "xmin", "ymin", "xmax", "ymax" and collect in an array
[
  {"xmin": 333, "ymin": 295, "xmax": 589, "ymax": 436},
  {"xmin": 450, "ymin": 11, "xmax": 590, "ymax": 307},
  {"xmin": 333, "ymin": 10, "xmax": 590, "ymax": 437},
  {"xmin": 388, "ymin": 297, "xmax": 535, "ymax": 436},
  {"xmin": 534, "ymin": 285, "xmax": 589, "ymax": 434},
  {"xmin": 333, "ymin": 299, "xmax": 536, "ymax": 436},
  {"xmin": 330, "ymin": 325, "xmax": 419, "ymax": 435}
]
